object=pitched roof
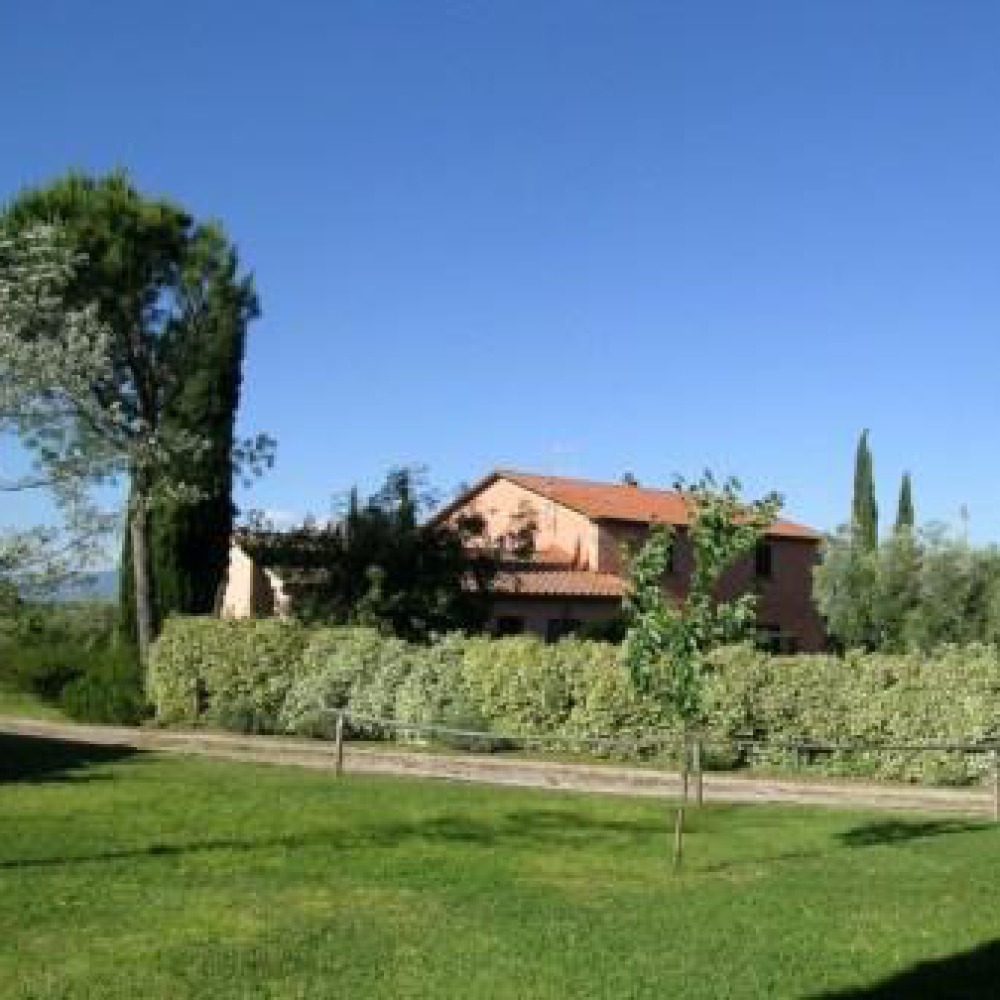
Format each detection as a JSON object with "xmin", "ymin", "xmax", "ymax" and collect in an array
[
  {"xmin": 435, "ymin": 470, "xmax": 821, "ymax": 541},
  {"xmin": 491, "ymin": 567, "xmax": 627, "ymax": 598}
]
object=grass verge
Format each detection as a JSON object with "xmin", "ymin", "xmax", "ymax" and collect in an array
[{"xmin": 2, "ymin": 733, "xmax": 1000, "ymax": 998}]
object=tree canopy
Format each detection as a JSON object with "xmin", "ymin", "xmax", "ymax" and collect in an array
[
  {"xmin": 624, "ymin": 473, "xmax": 782, "ymax": 727},
  {"xmin": 1, "ymin": 173, "xmax": 270, "ymax": 663},
  {"xmin": 242, "ymin": 468, "xmax": 534, "ymax": 642}
]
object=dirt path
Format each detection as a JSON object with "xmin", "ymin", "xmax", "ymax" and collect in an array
[{"xmin": 1, "ymin": 714, "xmax": 994, "ymax": 817}]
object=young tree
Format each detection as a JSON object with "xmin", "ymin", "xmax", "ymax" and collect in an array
[
  {"xmin": 624, "ymin": 473, "xmax": 781, "ymax": 866},
  {"xmin": 2, "ymin": 174, "xmax": 269, "ymax": 663},
  {"xmin": 852, "ymin": 429, "xmax": 878, "ymax": 550}
]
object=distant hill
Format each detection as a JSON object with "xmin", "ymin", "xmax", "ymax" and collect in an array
[{"xmin": 50, "ymin": 570, "xmax": 118, "ymax": 603}]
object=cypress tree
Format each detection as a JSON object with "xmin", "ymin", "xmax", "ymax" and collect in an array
[
  {"xmin": 895, "ymin": 472, "xmax": 915, "ymax": 532},
  {"xmin": 851, "ymin": 429, "xmax": 878, "ymax": 550}
]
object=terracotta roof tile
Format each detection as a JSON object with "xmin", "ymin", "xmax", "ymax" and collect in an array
[
  {"xmin": 490, "ymin": 567, "xmax": 626, "ymax": 598},
  {"xmin": 494, "ymin": 470, "xmax": 820, "ymax": 541}
]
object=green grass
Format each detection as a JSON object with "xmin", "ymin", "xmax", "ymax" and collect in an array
[
  {"xmin": 2, "ymin": 737, "xmax": 1000, "ymax": 999},
  {"xmin": 0, "ymin": 684, "xmax": 66, "ymax": 720}
]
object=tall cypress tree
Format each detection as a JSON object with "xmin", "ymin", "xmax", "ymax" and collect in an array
[
  {"xmin": 852, "ymin": 429, "xmax": 878, "ymax": 550},
  {"xmin": 895, "ymin": 472, "xmax": 915, "ymax": 533}
]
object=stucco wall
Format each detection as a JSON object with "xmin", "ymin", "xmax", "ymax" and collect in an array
[
  {"xmin": 452, "ymin": 478, "xmax": 599, "ymax": 567},
  {"xmin": 219, "ymin": 544, "xmax": 291, "ymax": 620},
  {"xmin": 597, "ymin": 521, "xmax": 824, "ymax": 651}
]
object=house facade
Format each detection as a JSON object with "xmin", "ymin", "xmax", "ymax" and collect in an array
[
  {"xmin": 219, "ymin": 468, "xmax": 825, "ymax": 652},
  {"xmin": 431, "ymin": 470, "xmax": 826, "ymax": 652}
]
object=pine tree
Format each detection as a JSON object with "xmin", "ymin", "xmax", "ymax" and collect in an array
[
  {"xmin": 120, "ymin": 224, "xmax": 257, "ymax": 632},
  {"xmin": 895, "ymin": 472, "xmax": 915, "ymax": 532},
  {"xmin": 852, "ymin": 429, "xmax": 878, "ymax": 550}
]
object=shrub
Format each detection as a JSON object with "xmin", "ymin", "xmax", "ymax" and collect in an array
[
  {"xmin": 148, "ymin": 617, "xmax": 309, "ymax": 730},
  {"xmin": 458, "ymin": 634, "xmax": 575, "ymax": 733},
  {"xmin": 703, "ymin": 643, "xmax": 1000, "ymax": 783},
  {"xmin": 0, "ymin": 631, "xmax": 146, "ymax": 726},
  {"xmin": 149, "ymin": 618, "xmax": 1000, "ymax": 784},
  {"xmin": 59, "ymin": 649, "xmax": 146, "ymax": 725},
  {"xmin": 1, "ymin": 644, "xmax": 85, "ymax": 700}
]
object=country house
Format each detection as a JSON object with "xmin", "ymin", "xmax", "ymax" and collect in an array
[{"xmin": 220, "ymin": 469, "xmax": 825, "ymax": 651}]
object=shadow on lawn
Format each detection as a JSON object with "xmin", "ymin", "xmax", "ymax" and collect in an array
[
  {"xmin": 811, "ymin": 938, "xmax": 1000, "ymax": 999},
  {"xmin": 838, "ymin": 819, "xmax": 989, "ymax": 848},
  {"xmin": 0, "ymin": 807, "xmax": 671, "ymax": 871},
  {"xmin": 0, "ymin": 734, "xmax": 141, "ymax": 784}
]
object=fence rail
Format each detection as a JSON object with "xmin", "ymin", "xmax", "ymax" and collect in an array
[{"xmin": 323, "ymin": 708, "xmax": 1000, "ymax": 821}]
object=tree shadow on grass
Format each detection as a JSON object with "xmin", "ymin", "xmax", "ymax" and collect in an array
[
  {"xmin": 0, "ymin": 734, "xmax": 141, "ymax": 784},
  {"xmin": 810, "ymin": 939, "xmax": 1000, "ymax": 999},
  {"xmin": 698, "ymin": 815, "xmax": 991, "ymax": 875},
  {"xmin": 0, "ymin": 807, "xmax": 672, "ymax": 871},
  {"xmin": 838, "ymin": 819, "xmax": 990, "ymax": 849}
]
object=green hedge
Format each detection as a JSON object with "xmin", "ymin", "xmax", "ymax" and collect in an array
[
  {"xmin": 149, "ymin": 618, "xmax": 1000, "ymax": 783},
  {"xmin": 148, "ymin": 617, "xmax": 309, "ymax": 732},
  {"xmin": 704, "ymin": 644, "xmax": 1000, "ymax": 783},
  {"xmin": 0, "ymin": 636, "xmax": 146, "ymax": 725}
]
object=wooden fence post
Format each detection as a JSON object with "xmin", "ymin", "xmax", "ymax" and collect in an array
[
  {"xmin": 694, "ymin": 736, "xmax": 704, "ymax": 807},
  {"xmin": 334, "ymin": 712, "xmax": 345, "ymax": 777},
  {"xmin": 992, "ymin": 747, "xmax": 998, "ymax": 823}
]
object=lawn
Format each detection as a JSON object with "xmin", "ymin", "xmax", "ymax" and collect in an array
[
  {"xmin": 0, "ymin": 685, "xmax": 66, "ymax": 721},
  {"xmin": 2, "ymin": 736, "xmax": 1000, "ymax": 999}
]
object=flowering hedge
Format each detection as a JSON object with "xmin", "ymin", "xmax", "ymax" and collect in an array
[{"xmin": 149, "ymin": 618, "xmax": 1000, "ymax": 784}]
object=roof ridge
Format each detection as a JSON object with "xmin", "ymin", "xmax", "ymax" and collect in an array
[{"xmin": 497, "ymin": 468, "xmax": 682, "ymax": 496}]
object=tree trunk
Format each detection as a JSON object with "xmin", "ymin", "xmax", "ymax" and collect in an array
[
  {"xmin": 673, "ymin": 804, "xmax": 685, "ymax": 870},
  {"xmin": 129, "ymin": 496, "xmax": 155, "ymax": 669},
  {"xmin": 680, "ymin": 732, "xmax": 690, "ymax": 802}
]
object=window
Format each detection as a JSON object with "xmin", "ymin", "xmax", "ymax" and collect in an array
[
  {"xmin": 756, "ymin": 626, "xmax": 798, "ymax": 655},
  {"xmin": 493, "ymin": 616, "xmax": 524, "ymax": 637},
  {"xmin": 546, "ymin": 617, "xmax": 581, "ymax": 643},
  {"xmin": 755, "ymin": 541, "xmax": 773, "ymax": 578}
]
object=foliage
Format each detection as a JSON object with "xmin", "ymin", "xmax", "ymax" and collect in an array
[
  {"xmin": 0, "ymin": 600, "xmax": 145, "ymax": 724},
  {"xmin": 152, "ymin": 618, "xmax": 661, "ymax": 744},
  {"xmin": 1, "ymin": 174, "xmax": 272, "ymax": 662},
  {"xmin": 150, "ymin": 616, "xmax": 1000, "ymax": 784},
  {"xmin": 703, "ymin": 643, "xmax": 1000, "ymax": 784},
  {"xmin": 58, "ymin": 649, "xmax": 146, "ymax": 725},
  {"xmin": 244, "ymin": 467, "xmax": 533, "ymax": 641},
  {"xmin": 895, "ymin": 471, "xmax": 915, "ymax": 532},
  {"xmin": 0, "ymin": 225, "xmax": 118, "ymax": 594},
  {"xmin": 851, "ymin": 428, "xmax": 878, "ymax": 550},
  {"xmin": 814, "ymin": 522, "xmax": 1000, "ymax": 652},
  {"xmin": 624, "ymin": 474, "xmax": 782, "ymax": 727},
  {"xmin": 119, "ymin": 218, "xmax": 261, "ymax": 637},
  {"xmin": 147, "ymin": 616, "xmax": 309, "ymax": 730}
]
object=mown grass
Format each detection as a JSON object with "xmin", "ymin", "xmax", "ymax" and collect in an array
[
  {"xmin": 2, "ymin": 734, "xmax": 1000, "ymax": 998},
  {"xmin": 0, "ymin": 684, "xmax": 67, "ymax": 720}
]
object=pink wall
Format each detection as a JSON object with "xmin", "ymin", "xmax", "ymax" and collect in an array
[
  {"xmin": 597, "ymin": 521, "xmax": 825, "ymax": 650},
  {"xmin": 446, "ymin": 478, "xmax": 825, "ymax": 651},
  {"xmin": 453, "ymin": 478, "xmax": 599, "ymax": 567}
]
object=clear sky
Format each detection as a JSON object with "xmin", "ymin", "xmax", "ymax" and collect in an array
[{"xmin": 4, "ymin": 1, "xmax": 1000, "ymax": 541}]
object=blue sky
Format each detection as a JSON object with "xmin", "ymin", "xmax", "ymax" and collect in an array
[{"xmin": 4, "ymin": 1, "xmax": 1000, "ymax": 541}]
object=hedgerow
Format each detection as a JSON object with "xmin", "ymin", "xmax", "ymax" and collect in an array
[
  {"xmin": 148, "ymin": 617, "xmax": 309, "ymax": 731},
  {"xmin": 149, "ymin": 618, "xmax": 1000, "ymax": 783}
]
